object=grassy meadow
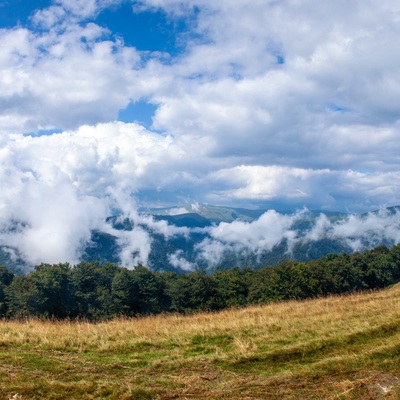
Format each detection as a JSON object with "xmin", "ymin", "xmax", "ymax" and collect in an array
[{"xmin": 0, "ymin": 285, "xmax": 400, "ymax": 399}]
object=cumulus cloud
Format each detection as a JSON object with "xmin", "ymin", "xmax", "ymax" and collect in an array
[
  {"xmin": 0, "ymin": 122, "xmax": 185, "ymax": 266},
  {"xmin": 140, "ymin": 0, "xmax": 400, "ymax": 179},
  {"xmin": 0, "ymin": 19, "xmax": 140, "ymax": 134},
  {"xmin": 209, "ymin": 165, "xmax": 329, "ymax": 202},
  {"xmin": 2, "ymin": 0, "xmax": 400, "ymax": 210},
  {"xmin": 0, "ymin": 161, "xmax": 107, "ymax": 265}
]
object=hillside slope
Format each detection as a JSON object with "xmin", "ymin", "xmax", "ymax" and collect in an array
[{"xmin": 1, "ymin": 284, "xmax": 400, "ymax": 399}]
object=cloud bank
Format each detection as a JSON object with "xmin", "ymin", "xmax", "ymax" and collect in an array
[{"xmin": 195, "ymin": 208, "xmax": 400, "ymax": 268}]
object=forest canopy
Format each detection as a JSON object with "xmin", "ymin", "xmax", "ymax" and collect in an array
[{"xmin": 1, "ymin": 243, "xmax": 400, "ymax": 320}]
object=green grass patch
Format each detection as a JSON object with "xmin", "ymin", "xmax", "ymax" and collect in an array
[{"xmin": 186, "ymin": 333, "xmax": 234, "ymax": 356}]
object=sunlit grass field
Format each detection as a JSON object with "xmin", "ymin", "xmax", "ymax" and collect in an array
[{"xmin": 1, "ymin": 284, "xmax": 400, "ymax": 399}]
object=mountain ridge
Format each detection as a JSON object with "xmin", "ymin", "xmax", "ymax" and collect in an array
[{"xmin": 1, "ymin": 204, "xmax": 400, "ymax": 273}]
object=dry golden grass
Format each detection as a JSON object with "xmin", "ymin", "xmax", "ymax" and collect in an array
[{"xmin": 0, "ymin": 285, "xmax": 400, "ymax": 399}]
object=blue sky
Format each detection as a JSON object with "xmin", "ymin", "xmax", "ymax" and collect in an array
[
  {"xmin": 97, "ymin": 3, "xmax": 186, "ymax": 52},
  {"xmin": 0, "ymin": 0, "xmax": 50, "ymax": 27},
  {"xmin": 2, "ymin": 0, "xmax": 400, "ymax": 265}
]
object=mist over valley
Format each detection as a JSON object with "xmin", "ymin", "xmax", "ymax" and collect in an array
[{"xmin": 2, "ymin": 204, "xmax": 400, "ymax": 274}]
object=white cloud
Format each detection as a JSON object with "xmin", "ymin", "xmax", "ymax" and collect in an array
[
  {"xmin": 32, "ymin": 0, "xmax": 125, "ymax": 27},
  {"xmin": 168, "ymin": 250, "xmax": 195, "ymax": 271},
  {"xmin": 0, "ymin": 167, "xmax": 107, "ymax": 266},
  {"xmin": 330, "ymin": 209, "xmax": 400, "ymax": 250},
  {"xmin": 114, "ymin": 225, "xmax": 152, "ymax": 267},
  {"xmin": 0, "ymin": 122, "xmax": 186, "ymax": 266},
  {"xmin": 210, "ymin": 210, "xmax": 300, "ymax": 252},
  {"xmin": 140, "ymin": 0, "xmax": 400, "ymax": 176},
  {"xmin": 0, "ymin": 21, "xmax": 140, "ymax": 134},
  {"xmin": 196, "ymin": 210, "xmax": 301, "ymax": 266},
  {"xmin": 297, "ymin": 208, "xmax": 400, "ymax": 252},
  {"xmin": 195, "ymin": 207, "xmax": 400, "ymax": 268},
  {"xmin": 209, "ymin": 165, "xmax": 328, "ymax": 201}
]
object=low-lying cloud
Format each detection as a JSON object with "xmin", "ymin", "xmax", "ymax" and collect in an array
[{"xmin": 194, "ymin": 208, "xmax": 400, "ymax": 268}]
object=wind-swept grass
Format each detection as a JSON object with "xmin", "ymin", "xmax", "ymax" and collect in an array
[{"xmin": 1, "ymin": 285, "xmax": 400, "ymax": 399}]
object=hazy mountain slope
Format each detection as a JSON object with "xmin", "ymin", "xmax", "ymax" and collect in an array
[
  {"xmin": 81, "ymin": 206, "xmax": 362, "ymax": 272},
  {"xmin": 2, "ymin": 205, "xmax": 399, "ymax": 273}
]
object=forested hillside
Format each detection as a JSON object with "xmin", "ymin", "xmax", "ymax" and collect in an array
[{"xmin": 1, "ymin": 243, "xmax": 399, "ymax": 320}]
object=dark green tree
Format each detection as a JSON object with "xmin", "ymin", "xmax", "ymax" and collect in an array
[
  {"xmin": 5, "ymin": 274, "xmax": 40, "ymax": 318},
  {"xmin": 6, "ymin": 263, "xmax": 74, "ymax": 318},
  {"xmin": 32, "ymin": 263, "xmax": 75, "ymax": 318},
  {"xmin": 166, "ymin": 271, "xmax": 221, "ymax": 313},
  {"xmin": 214, "ymin": 267, "xmax": 252, "ymax": 308},
  {"xmin": 71, "ymin": 261, "xmax": 121, "ymax": 319},
  {"xmin": 131, "ymin": 265, "xmax": 168, "ymax": 314},
  {"xmin": 0, "ymin": 264, "xmax": 14, "ymax": 316},
  {"xmin": 247, "ymin": 265, "xmax": 288, "ymax": 304},
  {"xmin": 111, "ymin": 268, "xmax": 139, "ymax": 316},
  {"xmin": 71, "ymin": 261, "xmax": 103, "ymax": 318}
]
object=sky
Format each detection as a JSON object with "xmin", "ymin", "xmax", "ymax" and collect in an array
[{"xmin": 2, "ymin": 0, "xmax": 400, "ymax": 267}]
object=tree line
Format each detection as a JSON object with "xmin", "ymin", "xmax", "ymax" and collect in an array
[{"xmin": 0, "ymin": 243, "xmax": 399, "ymax": 320}]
